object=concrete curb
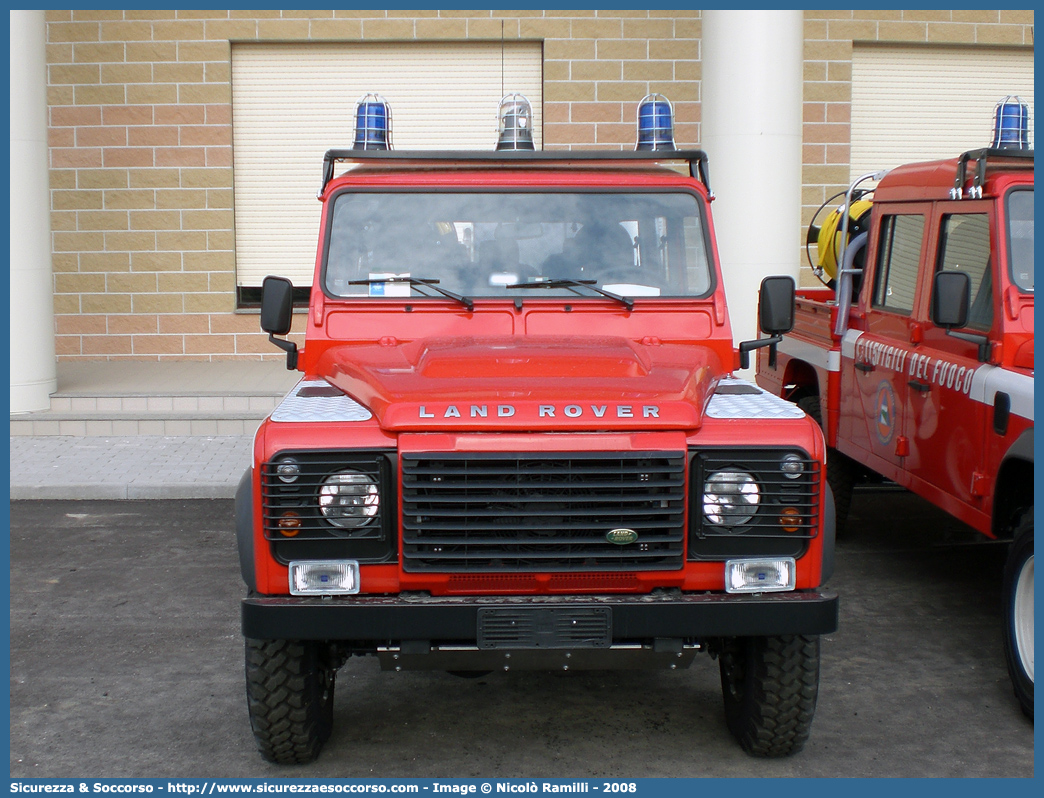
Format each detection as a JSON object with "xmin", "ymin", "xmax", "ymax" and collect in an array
[{"xmin": 9, "ymin": 483, "xmax": 241, "ymax": 501}]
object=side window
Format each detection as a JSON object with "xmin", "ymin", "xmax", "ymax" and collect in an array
[
  {"xmin": 872, "ymin": 214, "xmax": 924, "ymax": 314},
  {"xmin": 682, "ymin": 215, "xmax": 711, "ymax": 295},
  {"xmin": 937, "ymin": 213, "xmax": 992, "ymax": 331}
]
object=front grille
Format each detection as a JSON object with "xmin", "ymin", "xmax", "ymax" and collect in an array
[
  {"xmin": 401, "ymin": 452, "xmax": 686, "ymax": 572},
  {"xmin": 689, "ymin": 449, "xmax": 820, "ymax": 560}
]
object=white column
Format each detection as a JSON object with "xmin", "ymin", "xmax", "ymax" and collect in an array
[
  {"xmin": 10, "ymin": 9, "xmax": 57, "ymax": 412},
  {"xmin": 701, "ymin": 10, "xmax": 803, "ymax": 377}
]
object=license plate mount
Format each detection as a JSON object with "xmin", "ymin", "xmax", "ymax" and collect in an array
[{"xmin": 477, "ymin": 606, "xmax": 612, "ymax": 649}]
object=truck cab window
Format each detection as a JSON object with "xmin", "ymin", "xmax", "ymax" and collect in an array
[
  {"xmin": 937, "ymin": 213, "xmax": 992, "ymax": 331},
  {"xmin": 872, "ymin": 214, "xmax": 924, "ymax": 314}
]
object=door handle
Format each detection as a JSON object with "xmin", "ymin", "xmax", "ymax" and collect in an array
[
  {"xmin": 855, "ymin": 362, "xmax": 874, "ymax": 373},
  {"xmin": 908, "ymin": 380, "xmax": 931, "ymax": 394}
]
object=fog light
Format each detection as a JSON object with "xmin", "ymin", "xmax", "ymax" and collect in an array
[
  {"xmin": 289, "ymin": 560, "xmax": 360, "ymax": 595},
  {"xmin": 724, "ymin": 557, "xmax": 796, "ymax": 593}
]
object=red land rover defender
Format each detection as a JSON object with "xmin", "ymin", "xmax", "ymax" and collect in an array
[
  {"xmin": 236, "ymin": 95, "xmax": 838, "ymax": 763},
  {"xmin": 756, "ymin": 106, "xmax": 1033, "ymax": 720}
]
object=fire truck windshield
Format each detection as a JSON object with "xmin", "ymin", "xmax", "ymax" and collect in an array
[
  {"xmin": 1007, "ymin": 188, "xmax": 1033, "ymax": 293},
  {"xmin": 323, "ymin": 191, "xmax": 713, "ymax": 300}
]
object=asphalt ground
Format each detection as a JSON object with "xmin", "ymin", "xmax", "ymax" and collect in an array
[{"xmin": 8, "ymin": 488, "xmax": 1033, "ymax": 779}]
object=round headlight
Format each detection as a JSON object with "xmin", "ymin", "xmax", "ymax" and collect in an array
[
  {"xmin": 703, "ymin": 469, "xmax": 759, "ymax": 526},
  {"xmin": 319, "ymin": 470, "xmax": 379, "ymax": 529}
]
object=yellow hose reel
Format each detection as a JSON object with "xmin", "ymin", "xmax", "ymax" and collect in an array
[{"xmin": 807, "ymin": 199, "xmax": 873, "ymax": 282}]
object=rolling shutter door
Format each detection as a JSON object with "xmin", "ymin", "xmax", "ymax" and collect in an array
[
  {"xmin": 231, "ymin": 42, "xmax": 543, "ymax": 289},
  {"xmin": 851, "ymin": 45, "xmax": 1034, "ymax": 180}
]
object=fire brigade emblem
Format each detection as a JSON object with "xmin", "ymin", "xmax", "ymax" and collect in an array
[{"xmin": 875, "ymin": 382, "xmax": 896, "ymax": 445}]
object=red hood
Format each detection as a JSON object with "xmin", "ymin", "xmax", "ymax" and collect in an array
[{"xmin": 315, "ymin": 336, "xmax": 722, "ymax": 431}]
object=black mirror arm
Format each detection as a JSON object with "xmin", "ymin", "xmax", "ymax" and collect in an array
[
  {"xmin": 943, "ymin": 329, "xmax": 991, "ymax": 363},
  {"xmin": 268, "ymin": 334, "xmax": 298, "ymax": 370},
  {"xmin": 738, "ymin": 334, "xmax": 783, "ymax": 371}
]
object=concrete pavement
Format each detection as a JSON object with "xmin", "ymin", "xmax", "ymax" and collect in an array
[
  {"xmin": 10, "ymin": 360, "xmax": 291, "ymax": 501},
  {"xmin": 9, "ymin": 434, "xmax": 253, "ymax": 500}
]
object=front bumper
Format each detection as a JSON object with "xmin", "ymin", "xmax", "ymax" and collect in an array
[{"xmin": 242, "ymin": 589, "xmax": 839, "ymax": 642}]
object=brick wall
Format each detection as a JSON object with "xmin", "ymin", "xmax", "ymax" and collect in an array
[
  {"xmin": 801, "ymin": 9, "xmax": 1033, "ymax": 282},
  {"xmin": 45, "ymin": 9, "xmax": 1033, "ymax": 359}
]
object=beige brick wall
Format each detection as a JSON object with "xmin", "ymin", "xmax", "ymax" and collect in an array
[
  {"xmin": 800, "ymin": 9, "xmax": 1033, "ymax": 285},
  {"xmin": 45, "ymin": 9, "xmax": 701, "ymax": 360},
  {"xmin": 45, "ymin": 9, "xmax": 1032, "ymax": 358}
]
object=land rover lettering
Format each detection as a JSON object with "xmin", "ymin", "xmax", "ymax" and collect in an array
[{"xmin": 419, "ymin": 403, "xmax": 662, "ymax": 421}]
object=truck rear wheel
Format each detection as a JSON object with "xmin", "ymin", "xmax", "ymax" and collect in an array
[
  {"xmin": 797, "ymin": 395, "xmax": 855, "ymax": 535},
  {"xmin": 245, "ymin": 638, "xmax": 336, "ymax": 764},
  {"xmin": 1002, "ymin": 511, "xmax": 1034, "ymax": 720},
  {"xmin": 719, "ymin": 634, "xmax": 820, "ymax": 757}
]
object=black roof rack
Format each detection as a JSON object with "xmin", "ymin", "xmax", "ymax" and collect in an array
[
  {"xmin": 319, "ymin": 148, "xmax": 712, "ymax": 199},
  {"xmin": 951, "ymin": 147, "xmax": 1034, "ymax": 199}
]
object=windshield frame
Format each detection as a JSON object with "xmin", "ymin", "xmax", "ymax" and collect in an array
[
  {"xmin": 1005, "ymin": 186, "xmax": 1034, "ymax": 294},
  {"xmin": 318, "ymin": 186, "xmax": 717, "ymax": 303}
]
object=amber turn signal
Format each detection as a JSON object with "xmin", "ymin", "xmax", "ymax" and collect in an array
[
  {"xmin": 779, "ymin": 506, "xmax": 802, "ymax": 533},
  {"xmin": 278, "ymin": 512, "xmax": 302, "ymax": 537}
]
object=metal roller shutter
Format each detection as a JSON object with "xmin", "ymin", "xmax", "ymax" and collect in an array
[
  {"xmin": 851, "ymin": 45, "xmax": 1034, "ymax": 181},
  {"xmin": 231, "ymin": 42, "xmax": 543, "ymax": 289}
]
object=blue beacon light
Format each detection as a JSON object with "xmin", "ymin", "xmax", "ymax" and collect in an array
[
  {"xmin": 635, "ymin": 93, "xmax": 675, "ymax": 151},
  {"xmin": 990, "ymin": 95, "xmax": 1031, "ymax": 150},
  {"xmin": 353, "ymin": 93, "xmax": 392, "ymax": 151}
]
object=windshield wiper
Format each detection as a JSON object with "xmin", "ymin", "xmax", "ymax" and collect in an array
[
  {"xmin": 505, "ymin": 278, "xmax": 634, "ymax": 310},
  {"xmin": 346, "ymin": 276, "xmax": 473, "ymax": 310}
]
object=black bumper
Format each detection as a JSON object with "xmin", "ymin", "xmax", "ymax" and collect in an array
[{"xmin": 242, "ymin": 589, "xmax": 839, "ymax": 642}]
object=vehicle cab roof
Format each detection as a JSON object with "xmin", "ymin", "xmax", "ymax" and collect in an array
[{"xmin": 874, "ymin": 147, "xmax": 1033, "ymax": 203}]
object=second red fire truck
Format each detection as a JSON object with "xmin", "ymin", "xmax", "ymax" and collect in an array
[{"xmin": 756, "ymin": 105, "xmax": 1033, "ymax": 720}]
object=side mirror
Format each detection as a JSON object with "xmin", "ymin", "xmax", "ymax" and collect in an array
[
  {"xmin": 931, "ymin": 270, "xmax": 970, "ymax": 329},
  {"xmin": 931, "ymin": 270, "xmax": 991, "ymax": 362},
  {"xmin": 260, "ymin": 275, "xmax": 298, "ymax": 370},
  {"xmin": 260, "ymin": 275, "xmax": 294, "ymax": 336},
  {"xmin": 739, "ymin": 275, "xmax": 796, "ymax": 371},
  {"xmin": 758, "ymin": 275, "xmax": 795, "ymax": 336}
]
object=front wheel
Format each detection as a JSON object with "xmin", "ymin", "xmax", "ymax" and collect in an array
[
  {"xmin": 245, "ymin": 638, "xmax": 337, "ymax": 764},
  {"xmin": 719, "ymin": 635, "xmax": 820, "ymax": 757},
  {"xmin": 1002, "ymin": 511, "xmax": 1033, "ymax": 720}
]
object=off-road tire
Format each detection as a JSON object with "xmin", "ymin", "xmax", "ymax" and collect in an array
[
  {"xmin": 1002, "ymin": 510, "xmax": 1033, "ymax": 720},
  {"xmin": 797, "ymin": 394, "xmax": 855, "ymax": 535},
  {"xmin": 245, "ymin": 638, "xmax": 336, "ymax": 764},
  {"xmin": 719, "ymin": 634, "xmax": 820, "ymax": 757}
]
